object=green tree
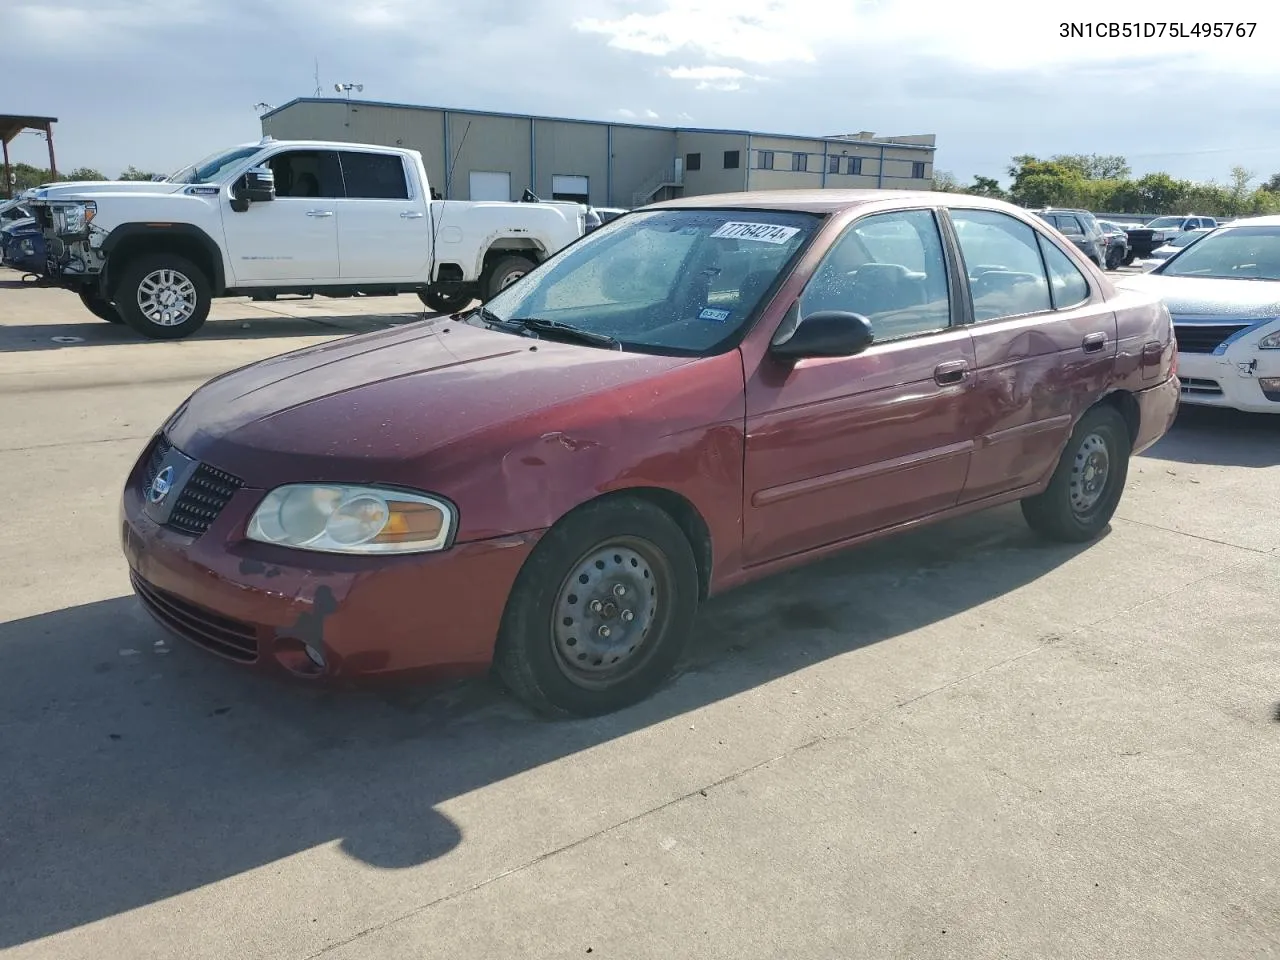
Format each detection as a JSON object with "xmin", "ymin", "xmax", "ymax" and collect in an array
[
  {"xmin": 1008, "ymin": 158, "xmax": 1085, "ymax": 208},
  {"xmin": 931, "ymin": 170, "xmax": 963, "ymax": 193},
  {"xmin": 1050, "ymin": 153, "xmax": 1131, "ymax": 181},
  {"xmin": 1264, "ymin": 172, "xmax": 1280, "ymax": 193},
  {"xmin": 968, "ymin": 175, "xmax": 1007, "ymax": 199},
  {"xmin": 65, "ymin": 167, "xmax": 107, "ymax": 181},
  {"xmin": 118, "ymin": 165, "xmax": 162, "ymax": 181},
  {"xmin": 1130, "ymin": 173, "xmax": 1186, "ymax": 213}
]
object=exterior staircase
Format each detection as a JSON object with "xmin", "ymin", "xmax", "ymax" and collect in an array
[{"xmin": 631, "ymin": 159, "xmax": 684, "ymax": 208}]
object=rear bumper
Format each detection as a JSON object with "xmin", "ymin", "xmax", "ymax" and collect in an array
[{"xmin": 1132, "ymin": 375, "xmax": 1181, "ymax": 455}]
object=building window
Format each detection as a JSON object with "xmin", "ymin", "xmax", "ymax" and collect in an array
[
  {"xmin": 724, "ymin": 150, "xmax": 740, "ymax": 169},
  {"xmin": 912, "ymin": 161, "xmax": 926, "ymax": 179},
  {"xmin": 686, "ymin": 152, "xmax": 702, "ymax": 172},
  {"xmin": 792, "ymin": 152, "xmax": 808, "ymax": 172},
  {"xmin": 757, "ymin": 150, "xmax": 774, "ymax": 170},
  {"xmin": 847, "ymin": 156, "xmax": 863, "ymax": 176},
  {"xmin": 828, "ymin": 155, "xmax": 840, "ymax": 174}
]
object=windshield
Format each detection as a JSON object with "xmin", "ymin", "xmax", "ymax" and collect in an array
[
  {"xmin": 475, "ymin": 208, "xmax": 820, "ymax": 355},
  {"xmin": 1145, "ymin": 217, "xmax": 1185, "ymax": 230},
  {"xmin": 166, "ymin": 145, "xmax": 263, "ymax": 184},
  {"xmin": 1158, "ymin": 226, "xmax": 1280, "ymax": 280},
  {"xmin": 1167, "ymin": 230, "xmax": 1208, "ymax": 249}
]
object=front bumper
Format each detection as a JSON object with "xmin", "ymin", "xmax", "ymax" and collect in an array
[
  {"xmin": 1175, "ymin": 348, "xmax": 1280, "ymax": 415},
  {"xmin": 119, "ymin": 436, "xmax": 543, "ymax": 682}
]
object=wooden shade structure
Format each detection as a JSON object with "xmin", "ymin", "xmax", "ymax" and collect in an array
[{"xmin": 2, "ymin": 114, "xmax": 58, "ymax": 199}]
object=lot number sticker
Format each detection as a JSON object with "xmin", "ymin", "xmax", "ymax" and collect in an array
[
  {"xmin": 699, "ymin": 307, "xmax": 731, "ymax": 322},
  {"xmin": 709, "ymin": 221, "xmax": 801, "ymax": 244}
]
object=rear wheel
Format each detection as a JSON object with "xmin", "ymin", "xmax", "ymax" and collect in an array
[
  {"xmin": 78, "ymin": 289, "xmax": 122, "ymax": 323},
  {"xmin": 1021, "ymin": 405, "xmax": 1131, "ymax": 543},
  {"xmin": 114, "ymin": 253, "xmax": 211, "ymax": 340},
  {"xmin": 493, "ymin": 497, "xmax": 700, "ymax": 718},
  {"xmin": 482, "ymin": 255, "xmax": 536, "ymax": 301},
  {"xmin": 418, "ymin": 287, "xmax": 473, "ymax": 314}
]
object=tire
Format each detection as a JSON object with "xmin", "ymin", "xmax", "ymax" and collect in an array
[
  {"xmin": 1122, "ymin": 253, "xmax": 1135, "ymax": 266},
  {"xmin": 482, "ymin": 255, "xmax": 536, "ymax": 301},
  {"xmin": 78, "ymin": 289, "xmax": 123, "ymax": 323},
  {"xmin": 418, "ymin": 287, "xmax": 473, "ymax": 314},
  {"xmin": 493, "ymin": 497, "xmax": 701, "ymax": 718},
  {"xmin": 1021, "ymin": 404, "xmax": 1131, "ymax": 543},
  {"xmin": 1105, "ymin": 247, "xmax": 1123, "ymax": 270},
  {"xmin": 114, "ymin": 253, "xmax": 211, "ymax": 340}
]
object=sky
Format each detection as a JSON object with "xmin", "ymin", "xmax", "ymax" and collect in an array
[{"xmin": 7, "ymin": 0, "xmax": 1280, "ymax": 188}]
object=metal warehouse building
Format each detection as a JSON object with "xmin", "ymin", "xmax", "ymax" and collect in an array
[{"xmin": 260, "ymin": 98, "xmax": 936, "ymax": 208}]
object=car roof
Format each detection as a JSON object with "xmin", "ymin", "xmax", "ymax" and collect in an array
[
  {"xmin": 1218, "ymin": 214, "xmax": 1280, "ymax": 228},
  {"xmin": 648, "ymin": 189, "xmax": 1025, "ymax": 216}
]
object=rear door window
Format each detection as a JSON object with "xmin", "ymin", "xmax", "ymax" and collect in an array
[
  {"xmin": 949, "ymin": 209, "xmax": 1053, "ymax": 322},
  {"xmin": 339, "ymin": 151, "xmax": 411, "ymax": 200}
]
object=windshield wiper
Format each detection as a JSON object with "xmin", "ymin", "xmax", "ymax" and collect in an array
[{"xmin": 502, "ymin": 316, "xmax": 620, "ymax": 349}]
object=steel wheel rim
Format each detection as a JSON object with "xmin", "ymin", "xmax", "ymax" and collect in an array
[
  {"xmin": 136, "ymin": 269, "xmax": 197, "ymax": 326},
  {"xmin": 1069, "ymin": 432, "xmax": 1110, "ymax": 515},
  {"xmin": 550, "ymin": 536, "xmax": 669, "ymax": 689},
  {"xmin": 499, "ymin": 270, "xmax": 525, "ymax": 290}
]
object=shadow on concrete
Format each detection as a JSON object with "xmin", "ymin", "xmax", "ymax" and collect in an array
[
  {"xmin": 0, "ymin": 504, "xmax": 1091, "ymax": 947},
  {"xmin": 1144, "ymin": 405, "xmax": 1280, "ymax": 468},
  {"xmin": 0, "ymin": 312, "xmax": 434, "ymax": 353}
]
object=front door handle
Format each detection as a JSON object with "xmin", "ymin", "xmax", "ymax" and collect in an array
[
  {"xmin": 306, "ymin": 210, "xmax": 334, "ymax": 218},
  {"xmin": 934, "ymin": 360, "xmax": 970, "ymax": 386},
  {"xmin": 400, "ymin": 211, "xmax": 425, "ymax": 219},
  {"xmin": 1082, "ymin": 332, "xmax": 1107, "ymax": 353}
]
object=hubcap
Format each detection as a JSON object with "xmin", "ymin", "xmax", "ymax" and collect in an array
[
  {"xmin": 1069, "ymin": 432, "xmax": 1110, "ymax": 514},
  {"xmin": 552, "ymin": 539, "xmax": 662, "ymax": 687},
  {"xmin": 136, "ymin": 269, "xmax": 197, "ymax": 326},
  {"xmin": 499, "ymin": 270, "xmax": 525, "ymax": 290}
]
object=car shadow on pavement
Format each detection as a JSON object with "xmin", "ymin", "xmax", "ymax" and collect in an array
[
  {"xmin": 0, "ymin": 504, "xmax": 1091, "ymax": 948},
  {"xmin": 0, "ymin": 313, "xmax": 433, "ymax": 352},
  {"xmin": 1145, "ymin": 406, "xmax": 1280, "ymax": 468}
]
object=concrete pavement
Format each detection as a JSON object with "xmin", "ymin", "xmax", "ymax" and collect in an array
[{"xmin": 1, "ymin": 270, "xmax": 1277, "ymax": 959}]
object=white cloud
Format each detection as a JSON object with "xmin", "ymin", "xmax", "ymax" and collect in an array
[
  {"xmin": 644, "ymin": 109, "xmax": 660, "ymax": 119},
  {"xmin": 663, "ymin": 65, "xmax": 765, "ymax": 90},
  {"xmin": 616, "ymin": 108, "xmax": 637, "ymax": 118}
]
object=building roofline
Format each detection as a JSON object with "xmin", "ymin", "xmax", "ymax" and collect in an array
[{"xmin": 260, "ymin": 97, "xmax": 935, "ymax": 151}]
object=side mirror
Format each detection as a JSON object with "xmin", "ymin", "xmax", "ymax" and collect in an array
[
  {"xmin": 242, "ymin": 166, "xmax": 276, "ymax": 203},
  {"xmin": 770, "ymin": 309, "xmax": 875, "ymax": 361}
]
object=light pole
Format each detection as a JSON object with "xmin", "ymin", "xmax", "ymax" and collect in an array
[{"xmin": 334, "ymin": 82, "xmax": 363, "ymax": 100}]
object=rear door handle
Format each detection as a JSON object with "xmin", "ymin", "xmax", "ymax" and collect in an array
[
  {"xmin": 1082, "ymin": 332, "xmax": 1107, "ymax": 353},
  {"xmin": 400, "ymin": 211, "xmax": 425, "ymax": 219},
  {"xmin": 306, "ymin": 210, "xmax": 334, "ymax": 218},
  {"xmin": 934, "ymin": 360, "xmax": 970, "ymax": 386}
]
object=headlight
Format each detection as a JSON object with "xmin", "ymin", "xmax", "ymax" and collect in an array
[
  {"xmin": 246, "ymin": 484, "xmax": 455, "ymax": 555},
  {"xmin": 53, "ymin": 201, "xmax": 96, "ymax": 235},
  {"xmin": 1258, "ymin": 328, "xmax": 1280, "ymax": 350}
]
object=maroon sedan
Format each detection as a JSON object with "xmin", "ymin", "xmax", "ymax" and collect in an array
[{"xmin": 121, "ymin": 190, "xmax": 1179, "ymax": 717}]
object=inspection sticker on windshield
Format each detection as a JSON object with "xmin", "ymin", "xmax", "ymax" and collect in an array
[
  {"xmin": 710, "ymin": 221, "xmax": 800, "ymax": 244},
  {"xmin": 699, "ymin": 307, "xmax": 731, "ymax": 322}
]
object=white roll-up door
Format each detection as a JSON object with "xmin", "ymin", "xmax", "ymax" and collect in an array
[
  {"xmin": 469, "ymin": 171, "xmax": 511, "ymax": 202},
  {"xmin": 551, "ymin": 175, "xmax": 589, "ymax": 200}
]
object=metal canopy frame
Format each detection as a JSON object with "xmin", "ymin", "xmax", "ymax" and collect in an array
[{"xmin": 1, "ymin": 114, "xmax": 58, "ymax": 199}]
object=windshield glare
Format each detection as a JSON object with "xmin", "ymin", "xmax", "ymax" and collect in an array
[
  {"xmin": 476, "ymin": 208, "xmax": 820, "ymax": 355},
  {"xmin": 1167, "ymin": 230, "xmax": 1207, "ymax": 249},
  {"xmin": 1158, "ymin": 226, "xmax": 1280, "ymax": 280},
  {"xmin": 167, "ymin": 146, "xmax": 263, "ymax": 184}
]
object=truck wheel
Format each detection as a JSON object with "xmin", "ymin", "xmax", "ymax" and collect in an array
[
  {"xmin": 493, "ymin": 497, "xmax": 700, "ymax": 718},
  {"xmin": 78, "ymin": 289, "xmax": 123, "ymax": 323},
  {"xmin": 418, "ymin": 288, "xmax": 473, "ymax": 314},
  {"xmin": 1021, "ymin": 404, "xmax": 1131, "ymax": 544},
  {"xmin": 482, "ymin": 255, "xmax": 536, "ymax": 301},
  {"xmin": 1122, "ymin": 253, "xmax": 1135, "ymax": 266},
  {"xmin": 114, "ymin": 254, "xmax": 212, "ymax": 340}
]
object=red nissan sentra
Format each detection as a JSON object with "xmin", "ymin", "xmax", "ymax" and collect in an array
[{"xmin": 120, "ymin": 191, "xmax": 1179, "ymax": 717}]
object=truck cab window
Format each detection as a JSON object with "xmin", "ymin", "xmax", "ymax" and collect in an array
[
  {"xmin": 267, "ymin": 151, "xmax": 342, "ymax": 198},
  {"xmin": 339, "ymin": 152, "xmax": 411, "ymax": 200}
]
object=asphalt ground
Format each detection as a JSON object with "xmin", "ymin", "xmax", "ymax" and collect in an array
[{"xmin": 1, "ymin": 268, "xmax": 1277, "ymax": 959}]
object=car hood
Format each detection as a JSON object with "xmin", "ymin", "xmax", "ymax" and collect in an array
[
  {"xmin": 28, "ymin": 181, "xmax": 188, "ymax": 202},
  {"xmin": 167, "ymin": 319, "xmax": 697, "ymax": 483},
  {"xmin": 1113, "ymin": 274, "xmax": 1280, "ymax": 319}
]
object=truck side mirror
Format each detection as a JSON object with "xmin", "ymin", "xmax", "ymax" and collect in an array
[{"xmin": 230, "ymin": 166, "xmax": 276, "ymax": 212}]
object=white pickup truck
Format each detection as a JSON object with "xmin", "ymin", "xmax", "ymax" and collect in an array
[{"xmin": 24, "ymin": 137, "xmax": 587, "ymax": 339}]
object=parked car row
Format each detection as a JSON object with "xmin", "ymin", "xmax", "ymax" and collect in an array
[{"xmin": 115, "ymin": 189, "xmax": 1181, "ymax": 716}]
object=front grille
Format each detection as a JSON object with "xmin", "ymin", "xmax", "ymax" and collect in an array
[
  {"xmin": 142, "ymin": 434, "xmax": 171, "ymax": 490},
  {"xmin": 168, "ymin": 463, "xmax": 243, "ymax": 535},
  {"xmin": 131, "ymin": 572, "xmax": 259, "ymax": 662},
  {"xmin": 1179, "ymin": 377, "xmax": 1223, "ymax": 397},
  {"xmin": 1173, "ymin": 323, "xmax": 1250, "ymax": 354}
]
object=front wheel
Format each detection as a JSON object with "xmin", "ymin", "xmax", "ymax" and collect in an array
[
  {"xmin": 418, "ymin": 287, "xmax": 473, "ymax": 314},
  {"xmin": 114, "ymin": 254, "xmax": 211, "ymax": 340},
  {"xmin": 78, "ymin": 289, "xmax": 123, "ymax": 323},
  {"xmin": 1021, "ymin": 404, "xmax": 1131, "ymax": 543},
  {"xmin": 493, "ymin": 497, "xmax": 700, "ymax": 718}
]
